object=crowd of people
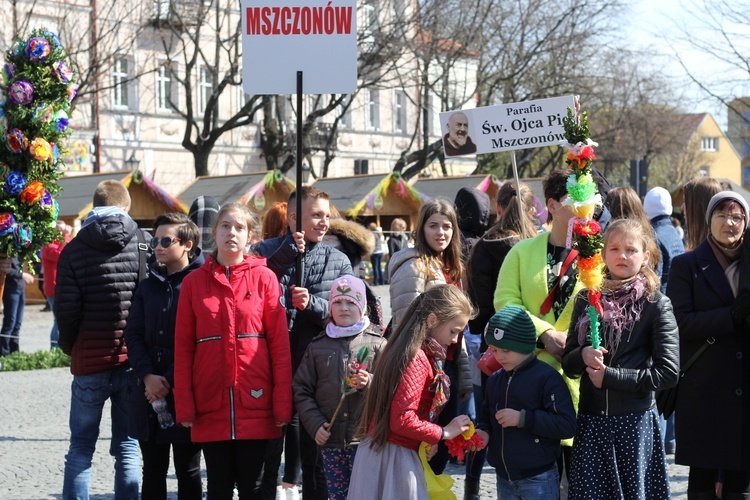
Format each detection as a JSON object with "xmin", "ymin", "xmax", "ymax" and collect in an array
[{"xmin": 4, "ymin": 169, "xmax": 750, "ymax": 500}]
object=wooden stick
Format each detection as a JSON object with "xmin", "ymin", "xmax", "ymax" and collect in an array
[{"xmin": 327, "ymin": 394, "xmax": 346, "ymax": 429}]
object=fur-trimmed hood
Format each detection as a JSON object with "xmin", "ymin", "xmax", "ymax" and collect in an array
[{"xmin": 324, "ymin": 218, "xmax": 375, "ymax": 258}]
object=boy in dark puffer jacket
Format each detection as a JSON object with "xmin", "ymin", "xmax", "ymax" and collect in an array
[
  {"xmin": 254, "ymin": 186, "xmax": 352, "ymax": 500},
  {"xmin": 56, "ymin": 180, "xmax": 148, "ymax": 499}
]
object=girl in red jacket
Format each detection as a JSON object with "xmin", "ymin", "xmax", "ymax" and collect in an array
[
  {"xmin": 347, "ymin": 285, "xmax": 474, "ymax": 499},
  {"xmin": 174, "ymin": 203, "xmax": 292, "ymax": 499}
]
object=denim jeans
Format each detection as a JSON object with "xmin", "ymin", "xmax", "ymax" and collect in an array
[
  {"xmin": 370, "ymin": 253, "xmax": 384, "ymax": 285},
  {"xmin": 48, "ymin": 297, "xmax": 59, "ymax": 349},
  {"xmin": 62, "ymin": 366, "xmax": 140, "ymax": 500},
  {"xmin": 496, "ymin": 467, "xmax": 559, "ymax": 499},
  {"xmin": 0, "ymin": 286, "xmax": 24, "ymax": 356}
]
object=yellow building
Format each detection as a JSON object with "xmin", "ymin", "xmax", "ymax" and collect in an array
[{"xmin": 681, "ymin": 113, "xmax": 741, "ymax": 185}]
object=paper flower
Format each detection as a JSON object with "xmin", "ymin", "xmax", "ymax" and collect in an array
[
  {"xmin": 572, "ymin": 219, "xmax": 604, "ymax": 258},
  {"xmin": 51, "ymin": 61, "xmax": 72, "ymax": 82},
  {"xmin": 20, "ymin": 181, "xmax": 45, "ymax": 205},
  {"xmin": 7, "ymin": 128, "xmax": 29, "ymax": 153},
  {"xmin": 56, "ymin": 117, "xmax": 69, "ymax": 132},
  {"xmin": 29, "ymin": 137, "xmax": 53, "ymax": 162},
  {"xmin": 5, "ymin": 171, "xmax": 27, "ymax": 196},
  {"xmin": 25, "ymin": 37, "xmax": 51, "ymax": 63},
  {"xmin": 2, "ymin": 63, "xmax": 14, "ymax": 84},
  {"xmin": 51, "ymin": 143, "xmax": 60, "ymax": 163},
  {"xmin": 32, "ymin": 103, "xmax": 53, "ymax": 123},
  {"xmin": 446, "ymin": 423, "xmax": 486, "ymax": 462},
  {"xmin": 44, "ymin": 31, "xmax": 61, "ymax": 48},
  {"xmin": 14, "ymin": 223, "xmax": 32, "ymax": 248},
  {"xmin": 39, "ymin": 190, "xmax": 54, "ymax": 211},
  {"xmin": 0, "ymin": 212, "xmax": 15, "ymax": 235},
  {"xmin": 66, "ymin": 84, "xmax": 78, "ymax": 102},
  {"xmin": 10, "ymin": 42, "xmax": 24, "ymax": 57},
  {"xmin": 9, "ymin": 81, "xmax": 34, "ymax": 106}
]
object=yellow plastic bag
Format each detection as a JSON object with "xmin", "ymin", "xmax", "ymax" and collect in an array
[{"xmin": 418, "ymin": 442, "xmax": 456, "ymax": 500}]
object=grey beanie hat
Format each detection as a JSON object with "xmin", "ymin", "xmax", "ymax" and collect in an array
[{"xmin": 705, "ymin": 191, "xmax": 750, "ymax": 230}]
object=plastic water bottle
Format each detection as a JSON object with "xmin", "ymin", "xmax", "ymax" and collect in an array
[{"xmin": 151, "ymin": 398, "xmax": 175, "ymax": 429}]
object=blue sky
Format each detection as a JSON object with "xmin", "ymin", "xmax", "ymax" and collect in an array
[{"xmin": 625, "ymin": 0, "xmax": 750, "ymax": 128}]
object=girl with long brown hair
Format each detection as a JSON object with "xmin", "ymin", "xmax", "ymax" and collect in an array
[{"xmin": 347, "ymin": 285, "xmax": 474, "ymax": 499}]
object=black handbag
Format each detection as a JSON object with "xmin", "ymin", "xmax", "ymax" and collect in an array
[{"xmin": 656, "ymin": 337, "xmax": 715, "ymax": 418}]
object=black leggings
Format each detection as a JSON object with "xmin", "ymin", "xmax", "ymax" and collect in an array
[
  {"xmin": 203, "ymin": 440, "xmax": 268, "ymax": 499},
  {"xmin": 689, "ymin": 467, "xmax": 750, "ymax": 495},
  {"xmin": 139, "ymin": 440, "xmax": 202, "ymax": 500},
  {"xmin": 259, "ymin": 414, "xmax": 301, "ymax": 499}
]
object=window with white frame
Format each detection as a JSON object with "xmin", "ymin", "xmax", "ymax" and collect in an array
[
  {"xmin": 394, "ymin": 90, "xmax": 407, "ymax": 133},
  {"xmin": 426, "ymin": 93, "xmax": 435, "ymax": 136},
  {"xmin": 699, "ymin": 166, "xmax": 710, "ymax": 177},
  {"xmin": 361, "ymin": 3, "xmax": 376, "ymax": 50},
  {"xmin": 366, "ymin": 89, "xmax": 379, "ymax": 130},
  {"xmin": 156, "ymin": 62, "xmax": 174, "ymax": 112},
  {"xmin": 700, "ymin": 137, "xmax": 719, "ymax": 151},
  {"xmin": 198, "ymin": 66, "xmax": 213, "ymax": 116},
  {"xmin": 112, "ymin": 58, "xmax": 130, "ymax": 109},
  {"xmin": 154, "ymin": 0, "xmax": 171, "ymax": 19},
  {"xmin": 339, "ymin": 96, "xmax": 352, "ymax": 129},
  {"xmin": 237, "ymin": 85, "xmax": 253, "ymax": 117}
]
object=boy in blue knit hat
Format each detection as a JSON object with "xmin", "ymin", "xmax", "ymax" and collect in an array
[{"xmin": 475, "ymin": 305, "xmax": 577, "ymax": 499}]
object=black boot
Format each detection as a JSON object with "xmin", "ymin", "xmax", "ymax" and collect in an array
[{"xmin": 464, "ymin": 479, "xmax": 480, "ymax": 500}]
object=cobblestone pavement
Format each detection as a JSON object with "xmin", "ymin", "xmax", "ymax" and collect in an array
[{"xmin": 1, "ymin": 287, "xmax": 688, "ymax": 499}]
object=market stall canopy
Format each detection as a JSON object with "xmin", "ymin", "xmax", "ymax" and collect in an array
[
  {"xmin": 57, "ymin": 170, "xmax": 186, "ymax": 228},
  {"xmin": 412, "ymin": 175, "xmax": 502, "ymax": 213},
  {"xmin": 311, "ymin": 172, "xmax": 429, "ymax": 229},
  {"xmin": 178, "ymin": 170, "xmax": 295, "ymax": 213},
  {"xmin": 413, "ymin": 174, "xmax": 547, "ymax": 222}
]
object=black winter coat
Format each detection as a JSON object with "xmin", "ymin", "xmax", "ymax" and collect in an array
[
  {"xmin": 124, "ymin": 253, "xmax": 204, "ymax": 443},
  {"xmin": 55, "ymin": 214, "xmax": 147, "ymax": 375},
  {"xmin": 255, "ymin": 232, "xmax": 353, "ymax": 371},
  {"xmin": 667, "ymin": 240, "xmax": 750, "ymax": 469},
  {"xmin": 477, "ymin": 356, "xmax": 576, "ymax": 481},
  {"xmin": 455, "ymin": 187, "xmax": 490, "ymax": 263},
  {"xmin": 562, "ymin": 289, "xmax": 680, "ymax": 417},
  {"xmin": 466, "ymin": 232, "xmax": 519, "ymax": 337},
  {"xmin": 387, "ymin": 233, "xmax": 408, "ymax": 256}
]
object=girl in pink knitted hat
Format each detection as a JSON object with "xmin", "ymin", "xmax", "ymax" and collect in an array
[{"xmin": 293, "ymin": 274, "xmax": 387, "ymax": 499}]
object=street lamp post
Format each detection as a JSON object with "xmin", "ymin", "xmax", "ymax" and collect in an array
[{"xmin": 125, "ymin": 152, "xmax": 140, "ymax": 171}]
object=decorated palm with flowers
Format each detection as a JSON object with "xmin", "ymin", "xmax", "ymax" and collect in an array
[
  {"xmin": 561, "ymin": 97, "xmax": 605, "ymax": 348},
  {"xmin": 0, "ymin": 29, "xmax": 74, "ymax": 264}
]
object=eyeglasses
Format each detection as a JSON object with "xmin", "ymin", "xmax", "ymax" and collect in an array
[
  {"xmin": 712, "ymin": 211, "xmax": 746, "ymax": 225},
  {"xmin": 149, "ymin": 236, "xmax": 182, "ymax": 249}
]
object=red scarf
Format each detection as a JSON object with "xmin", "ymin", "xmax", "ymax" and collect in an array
[{"xmin": 423, "ymin": 336, "xmax": 450, "ymax": 422}]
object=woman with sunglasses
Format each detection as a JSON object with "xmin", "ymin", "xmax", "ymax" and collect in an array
[
  {"xmin": 123, "ymin": 212, "xmax": 204, "ymax": 499},
  {"xmin": 174, "ymin": 203, "xmax": 292, "ymax": 499},
  {"xmin": 667, "ymin": 191, "xmax": 750, "ymax": 498}
]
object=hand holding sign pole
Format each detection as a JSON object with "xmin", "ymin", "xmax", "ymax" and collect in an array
[{"xmin": 242, "ymin": 0, "xmax": 357, "ymax": 285}]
